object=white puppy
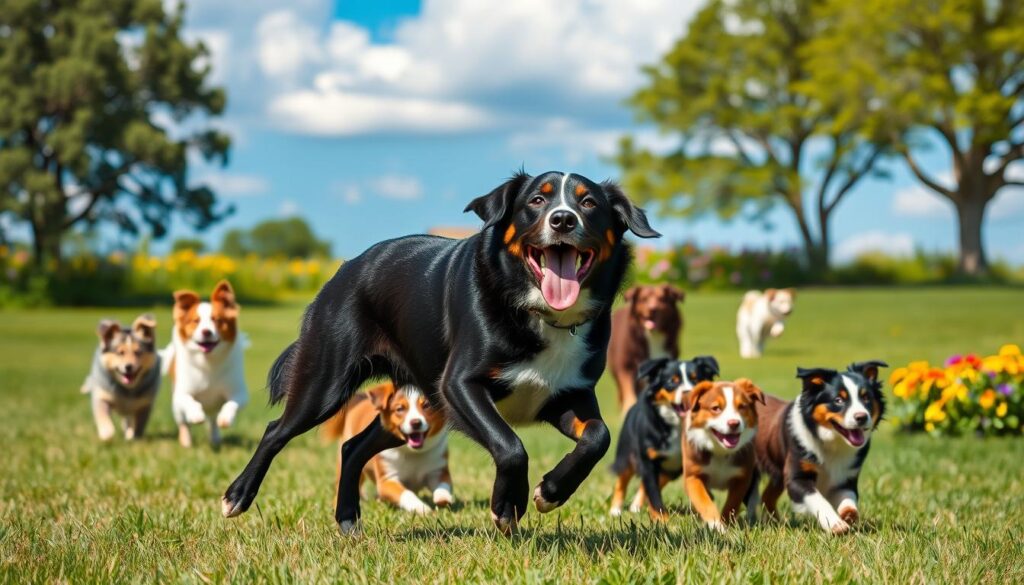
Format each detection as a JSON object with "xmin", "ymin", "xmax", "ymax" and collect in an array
[{"xmin": 736, "ymin": 288, "xmax": 795, "ymax": 359}]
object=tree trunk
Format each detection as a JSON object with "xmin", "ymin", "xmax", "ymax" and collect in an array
[{"xmin": 954, "ymin": 195, "xmax": 989, "ymax": 276}]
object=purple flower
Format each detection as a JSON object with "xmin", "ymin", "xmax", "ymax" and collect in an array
[
  {"xmin": 987, "ymin": 371, "xmax": 997, "ymax": 380},
  {"xmin": 998, "ymin": 383, "xmax": 1014, "ymax": 397},
  {"xmin": 945, "ymin": 355, "xmax": 963, "ymax": 367}
]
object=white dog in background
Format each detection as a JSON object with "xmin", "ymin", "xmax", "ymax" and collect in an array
[{"xmin": 736, "ymin": 288, "xmax": 795, "ymax": 359}]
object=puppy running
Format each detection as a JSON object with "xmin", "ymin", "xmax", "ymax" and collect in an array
[
  {"xmin": 80, "ymin": 314, "xmax": 161, "ymax": 441},
  {"xmin": 682, "ymin": 378, "xmax": 764, "ymax": 531},
  {"xmin": 609, "ymin": 356, "xmax": 719, "ymax": 519},
  {"xmin": 322, "ymin": 382, "xmax": 452, "ymax": 514},
  {"xmin": 166, "ymin": 280, "xmax": 248, "ymax": 448},
  {"xmin": 748, "ymin": 361, "xmax": 887, "ymax": 534},
  {"xmin": 736, "ymin": 288, "xmax": 795, "ymax": 358},
  {"xmin": 607, "ymin": 284, "xmax": 685, "ymax": 412}
]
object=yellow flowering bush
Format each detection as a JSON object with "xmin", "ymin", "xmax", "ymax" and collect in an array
[{"xmin": 890, "ymin": 345, "xmax": 1023, "ymax": 436}]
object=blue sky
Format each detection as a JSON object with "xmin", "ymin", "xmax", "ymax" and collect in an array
[{"xmin": 155, "ymin": 0, "xmax": 1023, "ymax": 263}]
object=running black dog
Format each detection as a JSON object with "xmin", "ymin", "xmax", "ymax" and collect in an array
[
  {"xmin": 221, "ymin": 171, "xmax": 659, "ymax": 533},
  {"xmin": 608, "ymin": 356, "xmax": 720, "ymax": 519}
]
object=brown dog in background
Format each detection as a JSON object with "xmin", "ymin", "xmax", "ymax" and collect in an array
[
  {"xmin": 322, "ymin": 381, "xmax": 452, "ymax": 514},
  {"xmin": 608, "ymin": 284, "xmax": 684, "ymax": 412}
]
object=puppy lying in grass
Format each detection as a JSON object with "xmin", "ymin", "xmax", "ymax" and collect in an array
[
  {"xmin": 322, "ymin": 382, "xmax": 452, "ymax": 514},
  {"xmin": 748, "ymin": 361, "xmax": 887, "ymax": 534},
  {"xmin": 80, "ymin": 315, "xmax": 160, "ymax": 442}
]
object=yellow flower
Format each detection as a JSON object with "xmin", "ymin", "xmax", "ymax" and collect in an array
[
  {"xmin": 996, "ymin": 402, "xmax": 1008, "ymax": 418},
  {"xmin": 924, "ymin": 400, "xmax": 947, "ymax": 423},
  {"xmin": 925, "ymin": 422, "xmax": 935, "ymax": 432},
  {"xmin": 889, "ymin": 367, "xmax": 908, "ymax": 386},
  {"xmin": 1000, "ymin": 344, "xmax": 1021, "ymax": 357},
  {"xmin": 979, "ymin": 389, "xmax": 997, "ymax": 410}
]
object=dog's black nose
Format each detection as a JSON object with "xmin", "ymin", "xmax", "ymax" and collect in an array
[
  {"xmin": 549, "ymin": 210, "xmax": 577, "ymax": 233},
  {"xmin": 854, "ymin": 412, "xmax": 869, "ymax": 426},
  {"xmin": 727, "ymin": 419, "xmax": 740, "ymax": 431},
  {"xmin": 201, "ymin": 328, "xmax": 213, "ymax": 338},
  {"xmin": 409, "ymin": 419, "xmax": 424, "ymax": 430},
  {"xmin": 124, "ymin": 364, "xmax": 134, "ymax": 373}
]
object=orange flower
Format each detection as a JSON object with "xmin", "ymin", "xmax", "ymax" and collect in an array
[{"xmin": 979, "ymin": 389, "xmax": 997, "ymax": 410}]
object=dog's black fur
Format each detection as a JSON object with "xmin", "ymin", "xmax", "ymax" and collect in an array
[
  {"xmin": 222, "ymin": 171, "xmax": 659, "ymax": 532},
  {"xmin": 610, "ymin": 356, "xmax": 719, "ymax": 516}
]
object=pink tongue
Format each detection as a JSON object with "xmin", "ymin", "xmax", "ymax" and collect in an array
[
  {"xmin": 540, "ymin": 247, "xmax": 580, "ymax": 311},
  {"xmin": 847, "ymin": 429, "xmax": 865, "ymax": 446}
]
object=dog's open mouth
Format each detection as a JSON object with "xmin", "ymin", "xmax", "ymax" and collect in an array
[
  {"xmin": 197, "ymin": 340, "xmax": 219, "ymax": 353},
  {"xmin": 711, "ymin": 429, "xmax": 742, "ymax": 449},
  {"xmin": 672, "ymin": 403, "xmax": 686, "ymax": 417},
  {"xmin": 831, "ymin": 422, "xmax": 867, "ymax": 447},
  {"xmin": 119, "ymin": 371, "xmax": 137, "ymax": 385},
  {"xmin": 525, "ymin": 244, "xmax": 595, "ymax": 311},
  {"xmin": 405, "ymin": 431, "xmax": 426, "ymax": 449}
]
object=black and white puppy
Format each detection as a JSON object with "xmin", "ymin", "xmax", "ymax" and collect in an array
[
  {"xmin": 749, "ymin": 361, "xmax": 887, "ymax": 534},
  {"xmin": 221, "ymin": 171, "xmax": 659, "ymax": 534},
  {"xmin": 609, "ymin": 356, "xmax": 720, "ymax": 519}
]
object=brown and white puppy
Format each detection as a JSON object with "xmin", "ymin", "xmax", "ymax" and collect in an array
[
  {"xmin": 166, "ymin": 280, "xmax": 248, "ymax": 448},
  {"xmin": 736, "ymin": 288, "xmax": 795, "ymax": 358},
  {"xmin": 608, "ymin": 284, "xmax": 684, "ymax": 412},
  {"xmin": 749, "ymin": 362, "xmax": 887, "ymax": 535},
  {"xmin": 682, "ymin": 379, "xmax": 764, "ymax": 531},
  {"xmin": 80, "ymin": 314, "xmax": 161, "ymax": 441},
  {"xmin": 322, "ymin": 382, "xmax": 452, "ymax": 514}
]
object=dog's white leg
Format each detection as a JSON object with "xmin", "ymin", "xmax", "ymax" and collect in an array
[
  {"xmin": 793, "ymin": 490, "xmax": 848, "ymax": 534},
  {"xmin": 770, "ymin": 322, "xmax": 785, "ymax": 338},
  {"xmin": 398, "ymin": 490, "xmax": 432, "ymax": 514},
  {"xmin": 216, "ymin": 400, "xmax": 239, "ymax": 429},
  {"xmin": 92, "ymin": 396, "xmax": 116, "ymax": 442},
  {"xmin": 628, "ymin": 488, "xmax": 646, "ymax": 513},
  {"xmin": 174, "ymin": 392, "xmax": 206, "ymax": 425},
  {"xmin": 829, "ymin": 489, "xmax": 859, "ymax": 525},
  {"xmin": 177, "ymin": 423, "xmax": 193, "ymax": 448}
]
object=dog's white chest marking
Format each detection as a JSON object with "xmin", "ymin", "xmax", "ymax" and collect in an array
[
  {"xmin": 789, "ymin": 396, "xmax": 864, "ymax": 492},
  {"xmin": 702, "ymin": 456, "xmax": 741, "ymax": 490},
  {"xmin": 378, "ymin": 431, "xmax": 449, "ymax": 490},
  {"xmin": 497, "ymin": 321, "xmax": 593, "ymax": 424},
  {"xmin": 646, "ymin": 330, "xmax": 669, "ymax": 359}
]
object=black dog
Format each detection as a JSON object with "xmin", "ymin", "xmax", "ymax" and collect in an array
[
  {"xmin": 221, "ymin": 171, "xmax": 659, "ymax": 533},
  {"xmin": 749, "ymin": 360, "xmax": 887, "ymax": 534},
  {"xmin": 608, "ymin": 356, "xmax": 720, "ymax": 519}
]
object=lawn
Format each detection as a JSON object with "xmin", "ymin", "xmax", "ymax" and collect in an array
[{"xmin": 2, "ymin": 287, "xmax": 1023, "ymax": 583}]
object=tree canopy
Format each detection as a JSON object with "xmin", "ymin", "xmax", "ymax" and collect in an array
[
  {"xmin": 220, "ymin": 217, "xmax": 331, "ymax": 259},
  {"xmin": 0, "ymin": 0, "xmax": 231, "ymax": 267}
]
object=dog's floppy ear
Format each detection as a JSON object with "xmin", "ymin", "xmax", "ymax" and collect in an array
[
  {"xmin": 734, "ymin": 378, "xmax": 765, "ymax": 405},
  {"xmin": 464, "ymin": 171, "xmax": 531, "ymax": 231},
  {"xmin": 603, "ymin": 181, "xmax": 660, "ymax": 239},
  {"xmin": 663, "ymin": 284, "xmax": 684, "ymax": 303},
  {"xmin": 693, "ymin": 355, "xmax": 720, "ymax": 380},
  {"xmin": 637, "ymin": 357, "xmax": 669, "ymax": 383},
  {"xmin": 764, "ymin": 288, "xmax": 778, "ymax": 302},
  {"xmin": 173, "ymin": 290, "xmax": 200, "ymax": 322},
  {"xmin": 367, "ymin": 382, "xmax": 396, "ymax": 412},
  {"xmin": 848, "ymin": 360, "xmax": 888, "ymax": 384},
  {"xmin": 212, "ymin": 280, "xmax": 237, "ymax": 309},
  {"xmin": 131, "ymin": 313, "xmax": 157, "ymax": 343},
  {"xmin": 97, "ymin": 320, "xmax": 122, "ymax": 351},
  {"xmin": 688, "ymin": 381, "xmax": 715, "ymax": 412},
  {"xmin": 784, "ymin": 287, "xmax": 796, "ymax": 299},
  {"xmin": 796, "ymin": 367, "xmax": 838, "ymax": 395}
]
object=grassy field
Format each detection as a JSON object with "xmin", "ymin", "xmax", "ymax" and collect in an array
[{"xmin": 2, "ymin": 287, "xmax": 1023, "ymax": 583}]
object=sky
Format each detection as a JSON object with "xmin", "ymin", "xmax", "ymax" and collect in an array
[{"xmin": 155, "ymin": 0, "xmax": 1023, "ymax": 263}]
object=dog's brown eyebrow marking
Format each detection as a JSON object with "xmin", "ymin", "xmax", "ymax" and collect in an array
[
  {"xmin": 575, "ymin": 184, "xmax": 588, "ymax": 197},
  {"xmin": 540, "ymin": 182, "xmax": 553, "ymax": 194}
]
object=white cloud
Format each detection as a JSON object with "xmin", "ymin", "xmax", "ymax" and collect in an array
[
  {"xmin": 332, "ymin": 182, "xmax": 362, "ymax": 204},
  {"xmin": 834, "ymin": 231, "xmax": 915, "ymax": 264},
  {"xmin": 278, "ymin": 199, "xmax": 299, "ymax": 216},
  {"xmin": 990, "ymin": 165, "xmax": 1024, "ymax": 220},
  {"xmin": 369, "ymin": 175, "xmax": 423, "ymax": 201},
  {"xmin": 892, "ymin": 166, "xmax": 1024, "ymax": 221},
  {"xmin": 892, "ymin": 184, "xmax": 953, "ymax": 218},
  {"xmin": 256, "ymin": 10, "xmax": 323, "ymax": 81},
  {"xmin": 197, "ymin": 173, "xmax": 270, "ymax": 197}
]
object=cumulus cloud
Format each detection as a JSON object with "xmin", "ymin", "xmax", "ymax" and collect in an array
[
  {"xmin": 892, "ymin": 166, "xmax": 1024, "ymax": 221},
  {"xmin": 833, "ymin": 231, "xmax": 915, "ymax": 264},
  {"xmin": 197, "ymin": 172, "xmax": 270, "ymax": 197},
  {"xmin": 333, "ymin": 175, "xmax": 424, "ymax": 203},
  {"xmin": 278, "ymin": 199, "xmax": 299, "ymax": 216}
]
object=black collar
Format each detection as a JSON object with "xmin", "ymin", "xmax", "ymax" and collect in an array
[{"xmin": 541, "ymin": 317, "xmax": 590, "ymax": 336}]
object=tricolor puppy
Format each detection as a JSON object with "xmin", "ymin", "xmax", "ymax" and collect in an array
[
  {"xmin": 609, "ymin": 356, "xmax": 719, "ymax": 520},
  {"xmin": 322, "ymin": 382, "xmax": 452, "ymax": 514},
  {"xmin": 736, "ymin": 288, "xmax": 795, "ymax": 358},
  {"xmin": 166, "ymin": 280, "xmax": 248, "ymax": 448},
  {"xmin": 682, "ymin": 378, "xmax": 764, "ymax": 531},
  {"xmin": 80, "ymin": 314, "xmax": 161, "ymax": 441},
  {"xmin": 748, "ymin": 361, "xmax": 887, "ymax": 534},
  {"xmin": 607, "ymin": 284, "xmax": 685, "ymax": 412},
  {"xmin": 222, "ymin": 171, "xmax": 659, "ymax": 535}
]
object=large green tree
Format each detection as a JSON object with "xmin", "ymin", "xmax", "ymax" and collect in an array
[
  {"xmin": 220, "ymin": 217, "xmax": 331, "ymax": 259},
  {"xmin": 0, "ymin": 0, "xmax": 231, "ymax": 268},
  {"xmin": 807, "ymin": 0, "xmax": 1024, "ymax": 276},
  {"xmin": 617, "ymin": 0, "xmax": 887, "ymax": 272}
]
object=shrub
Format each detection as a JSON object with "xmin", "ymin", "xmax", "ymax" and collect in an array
[{"xmin": 890, "ymin": 345, "xmax": 1023, "ymax": 437}]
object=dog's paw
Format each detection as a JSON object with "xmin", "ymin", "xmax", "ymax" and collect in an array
[
  {"xmin": 838, "ymin": 505, "xmax": 859, "ymax": 525},
  {"xmin": 628, "ymin": 501, "xmax": 644, "ymax": 514},
  {"xmin": 184, "ymin": 405, "xmax": 206, "ymax": 425},
  {"xmin": 649, "ymin": 509, "xmax": 669, "ymax": 523},
  {"xmin": 216, "ymin": 413, "xmax": 233, "ymax": 429},
  {"xmin": 221, "ymin": 495, "xmax": 245, "ymax": 518},
  {"xmin": 97, "ymin": 427, "xmax": 116, "ymax": 442},
  {"xmin": 338, "ymin": 519, "xmax": 362, "ymax": 537},
  {"xmin": 533, "ymin": 484, "xmax": 562, "ymax": 514},
  {"xmin": 124, "ymin": 427, "xmax": 136, "ymax": 441},
  {"xmin": 770, "ymin": 323, "xmax": 785, "ymax": 338},
  {"xmin": 706, "ymin": 519, "xmax": 727, "ymax": 533},
  {"xmin": 399, "ymin": 491, "xmax": 432, "ymax": 515},
  {"xmin": 491, "ymin": 510, "xmax": 519, "ymax": 536},
  {"xmin": 432, "ymin": 487, "xmax": 454, "ymax": 508},
  {"xmin": 830, "ymin": 519, "xmax": 851, "ymax": 535},
  {"xmin": 609, "ymin": 506, "xmax": 623, "ymax": 517}
]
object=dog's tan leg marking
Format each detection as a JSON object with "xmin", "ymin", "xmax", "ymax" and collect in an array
[
  {"xmin": 609, "ymin": 467, "xmax": 633, "ymax": 516},
  {"xmin": 721, "ymin": 477, "xmax": 748, "ymax": 524},
  {"xmin": 92, "ymin": 397, "xmax": 116, "ymax": 442},
  {"xmin": 178, "ymin": 423, "xmax": 193, "ymax": 448},
  {"xmin": 761, "ymin": 478, "xmax": 784, "ymax": 518},
  {"xmin": 685, "ymin": 476, "xmax": 724, "ymax": 532}
]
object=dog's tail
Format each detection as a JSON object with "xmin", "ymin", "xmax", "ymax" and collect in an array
[{"xmin": 267, "ymin": 341, "xmax": 298, "ymax": 405}]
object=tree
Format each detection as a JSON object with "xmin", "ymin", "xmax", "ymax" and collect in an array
[
  {"xmin": 616, "ymin": 0, "xmax": 887, "ymax": 272},
  {"xmin": 806, "ymin": 0, "xmax": 1024, "ymax": 276},
  {"xmin": 220, "ymin": 217, "xmax": 331, "ymax": 259},
  {"xmin": 0, "ymin": 0, "xmax": 231, "ymax": 268},
  {"xmin": 171, "ymin": 237, "xmax": 206, "ymax": 253}
]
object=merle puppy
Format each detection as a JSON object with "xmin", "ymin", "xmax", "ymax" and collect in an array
[
  {"xmin": 222, "ymin": 171, "xmax": 659, "ymax": 533},
  {"xmin": 608, "ymin": 356, "xmax": 720, "ymax": 519}
]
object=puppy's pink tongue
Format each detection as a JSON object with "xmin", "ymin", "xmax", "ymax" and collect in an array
[
  {"xmin": 540, "ymin": 247, "xmax": 580, "ymax": 311},
  {"xmin": 847, "ymin": 429, "xmax": 866, "ymax": 446}
]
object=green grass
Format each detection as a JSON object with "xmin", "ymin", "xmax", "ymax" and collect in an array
[{"xmin": 2, "ymin": 287, "xmax": 1023, "ymax": 583}]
